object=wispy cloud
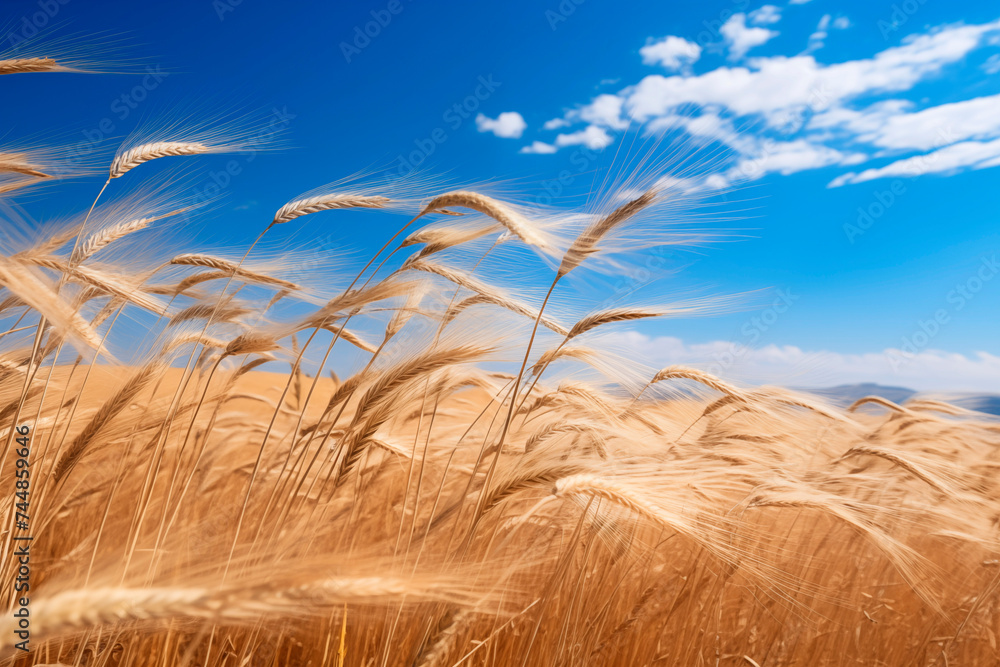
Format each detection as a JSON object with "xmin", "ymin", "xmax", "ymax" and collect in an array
[
  {"xmin": 609, "ymin": 331, "xmax": 1000, "ymax": 392},
  {"xmin": 830, "ymin": 137, "xmax": 1000, "ymax": 186},
  {"xmin": 509, "ymin": 15, "xmax": 1000, "ymax": 188},
  {"xmin": 749, "ymin": 5, "xmax": 782, "ymax": 26},
  {"xmin": 520, "ymin": 140, "xmax": 558, "ymax": 154},
  {"xmin": 721, "ymin": 13, "xmax": 779, "ymax": 60},
  {"xmin": 805, "ymin": 13, "xmax": 850, "ymax": 53}
]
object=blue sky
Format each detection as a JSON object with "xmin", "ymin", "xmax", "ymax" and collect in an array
[{"xmin": 2, "ymin": 0, "xmax": 998, "ymax": 391}]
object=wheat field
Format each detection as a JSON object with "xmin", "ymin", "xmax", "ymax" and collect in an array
[{"xmin": 2, "ymin": 54, "xmax": 1000, "ymax": 667}]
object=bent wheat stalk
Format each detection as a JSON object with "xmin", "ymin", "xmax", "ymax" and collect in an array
[
  {"xmin": 419, "ymin": 191, "xmax": 549, "ymax": 250},
  {"xmin": 168, "ymin": 254, "xmax": 301, "ymax": 291},
  {"xmin": 51, "ymin": 361, "xmax": 162, "ymax": 483},
  {"xmin": 272, "ymin": 194, "xmax": 391, "ymax": 226}
]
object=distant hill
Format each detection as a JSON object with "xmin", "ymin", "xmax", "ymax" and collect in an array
[
  {"xmin": 797, "ymin": 383, "xmax": 1000, "ymax": 417},
  {"xmin": 922, "ymin": 393, "xmax": 1000, "ymax": 417}
]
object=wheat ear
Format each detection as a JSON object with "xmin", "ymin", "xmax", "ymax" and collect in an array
[
  {"xmin": 0, "ymin": 152, "xmax": 50, "ymax": 178},
  {"xmin": 567, "ymin": 307, "xmax": 664, "ymax": 339},
  {"xmin": 559, "ymin": 189, "xmax": 658, "ymax": 277},
  {"xmin": 223, "ymin": 333, "xmax": 279, "ymax": 357},
  {"xmin": 110, "ymin": 142, "xmax": 211, "ymax": 178},
  {"xmin": 420, "ymin": 191, "xmax": 549, "ymax": 249},
  {"xmin": 416, "ymin": 610, "xmax": 474, "ymax": 667},
  {"xmin": 71, "ymin": 208, "xmax": 188, "ymax": 265},
  {"xmin": 51, "ymin": 362, "xmax": 162, "ymax": 482},
  {"xmin": 0, "ymin": 57, "xmax": 60, "ymax": 75},
  {"xmin": 645, "ymin": 366, "xmax": 748, "ymax": 400},
  {"xmin": 168, "ymin": 254, "xmax": 301, "ymax": 290},
  {"xmin": 272, "ymin": 194, "xmax": 390, "ymax": 225}
]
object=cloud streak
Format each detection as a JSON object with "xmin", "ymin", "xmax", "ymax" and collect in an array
[
  {"xmin": 509, "ymin": 15, "xmax": 1000, "ymax": 188},
  {"xmin": 608, "ymin": 331, "xmax": 1000, "ymax": 393}
]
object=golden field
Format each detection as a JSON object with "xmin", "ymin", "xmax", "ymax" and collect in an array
[{"xmin": 2, "ymin": 52, "xmax": 1000, "ymax": 667}]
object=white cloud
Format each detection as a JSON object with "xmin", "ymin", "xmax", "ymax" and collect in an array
[
  {"xmin": 789, "ymin": 0, "xmax": 812, "ymax": 4},
  {"xmin": 808, "ymin": 12, "xmax": 849, "ymax": 49},
  {"xmin": 815, "ymin": 93, "xmax": 1000, "ymax": 151},
  {"xmin": 749, "ymin": 5, "xmax": 782, "ymax": 26},
  {"xmin": 626, "ymin": 22, "xmax": 1000, "ymax": 123},
  {"xmin": 475, "ymin": 112, "xmax": 527, "ymax": 139},
  {"xmin": 640, "ymin": 35, "xmax": 702, "ymax": 70},
  {"xmin": 576, "ymin": 94, "xmax": 629, "ymax": 130},
  {"xmin": 806, "ymin": 14, "xmax": 831, "ymax": 52},
  {"xmin": 610, "ymin": 331, "xmax": 1000, "ymax": 392},
  {"xmin": 721, "ymin": 13, "xmax": 779, "ymax": 60},
  {"xmin": 984, "ymin": 53, "xmax": 1000, "ymax": 74},
  {"xmin": 829, "ymin": 137, "xmax": 1000, "ymax": 185},
  {"xmin": 519, "ymin": 140, "xmax": 558, "ymax": 154},
  {"xmin": 731, "ymin": 139, "xmax": 866, "ymax": 180},
  {"xmin": 505, "ymin": 15, "xmax": 1000, "ymax": 185},
  {"xmin": 554, "ymin": 125, "xmax": 614, "ymax": 149}
]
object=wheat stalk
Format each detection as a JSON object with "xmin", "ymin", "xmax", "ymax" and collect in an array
[
  {"xmin": 646, "ymin": 366, "xmax": 748, "ymax": 400},
  {"xmin": 420, "ymin": 191, "xmax": 549, "ymax": 249},
  {"xmin": 168, "ymin": 254, "xmax": 301, "ymax": 290},
  {"xmin": 0, "ymin": 258, "xmax": 106, "ymax": 354},
  {"xmin": 567, "ymin": 307, "xmax": 664, "ymax": 339},
  {"xmin": 169, "ymin": 301, "xmax": 250, "ymax": 327},
  {"xmin": 529, "ymin": 345, "xmax": 596, "ymax": 375},
  {"xmin": 0, "ymin": 57, "xmax": 61, "ymax": 75},
  {"xmin": 848, "ymin": 395, "xmax": 907, "ymax": 413},
  {"xmin": 559, "ymin": 189, "xmax": 658, "ymax": 278},
  {"xmin": 110, "ymin": 142, "xmax": 211, "ymax": 178},
  {"xmin": 162, "ymin": 333, "xmax": 228, "ymax": 355},
  {"xmin": 272, "ymin": 194, "xmax": 391, "ymax": 225},
  {"xmin": 406, "ymin": 259, "xmax": 569, "ymax": 335},
  {"xmin": 0, "ymin": 152, "xmax": 50, "ymax": 178},
  {"xmin": 416, "ymin": 610, "xmax": 474, "ymax": 667},
  {"xmin": 29, "ymin": 256, "xmax": 168, "ymax": 315},
  {"xmin": 223, "ymin": 333, "xmax": 279, "ymax": 357},
  {"xmin": 71, "ymin": 209, "xmax": 188, "ymax": 265},
  {"xmin": 51, "ymin": 361, "xmax": 162, "ymax": 482},
  {"xmin": 0, "ymin": 578, "xmax": 468, "ymax": 649}
]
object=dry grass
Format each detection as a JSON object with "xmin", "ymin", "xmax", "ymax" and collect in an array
[{"xmin": 1, "ymin": 57, "xmax": 999, "ymax": 667}]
